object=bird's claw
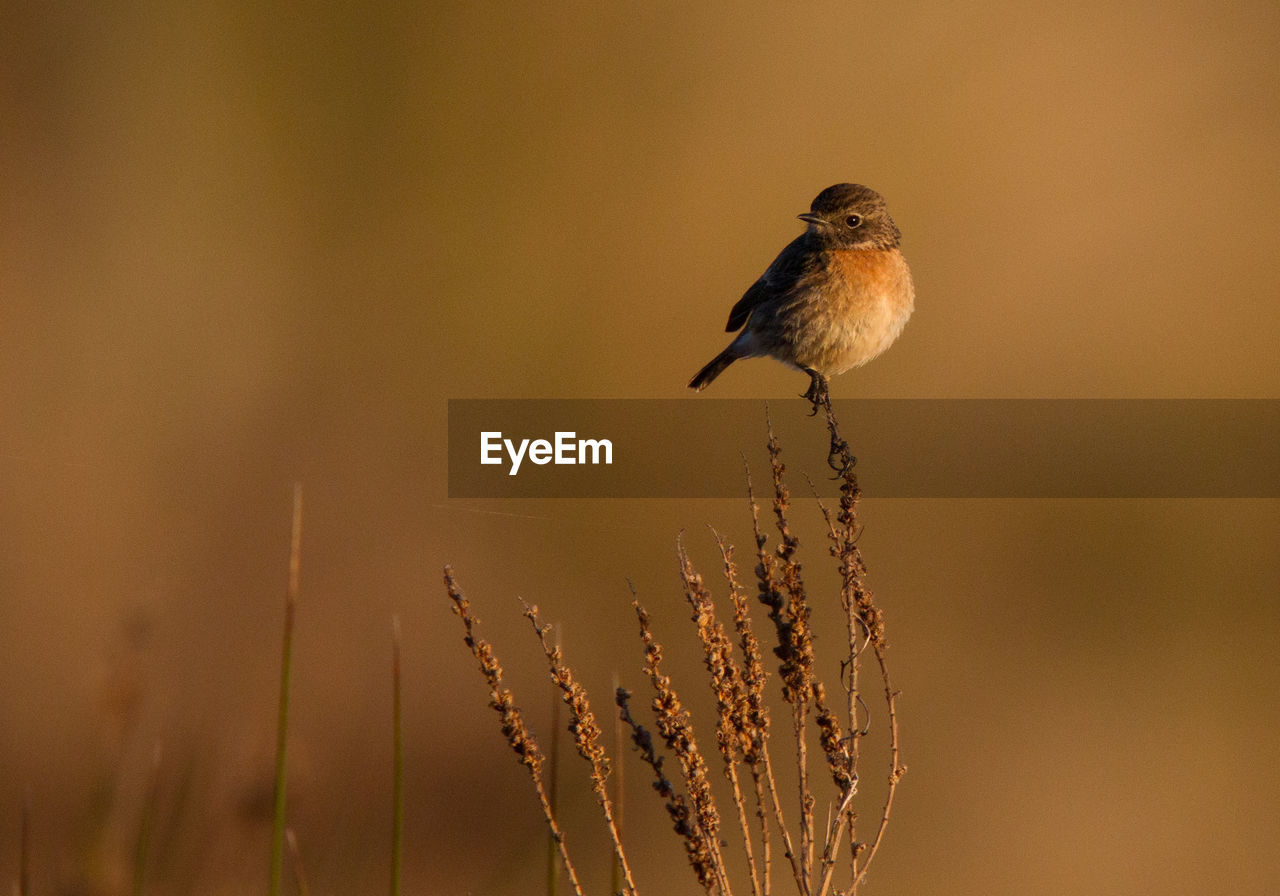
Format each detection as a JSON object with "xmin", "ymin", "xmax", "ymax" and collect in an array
[{"xmin": 802, "ymin": 370, "xmax": 832, "ymax": 417}]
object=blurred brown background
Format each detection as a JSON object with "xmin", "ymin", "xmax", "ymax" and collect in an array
[{"xmin": 2, "ymin": 2, "xmax": 1278, "ymax": 893}]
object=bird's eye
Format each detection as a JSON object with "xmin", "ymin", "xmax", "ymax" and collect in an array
[{"xmin": 845, "ymin": 214, "xmax": 863, "ymax": 228}]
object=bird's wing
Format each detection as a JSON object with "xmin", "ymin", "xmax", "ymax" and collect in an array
[{"xmin": 724, "ymin": 234, "xmax": 811, "ymax": 332}]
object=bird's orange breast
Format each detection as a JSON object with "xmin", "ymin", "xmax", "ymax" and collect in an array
[
  {"xmin": 786, "ymin": 248, "xmax": 915, "ymax": 376},
  {"xmin": 830, "ymin": 249, "xmax": 913, "ymax": 305}
]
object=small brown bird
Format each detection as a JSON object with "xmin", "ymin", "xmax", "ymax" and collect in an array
[{"xmin": 689, "ymin": 183, "xmax": 914, "ymax": 409}]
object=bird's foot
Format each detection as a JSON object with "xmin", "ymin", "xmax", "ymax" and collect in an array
[
  {"xmin": 802, "ymin": 370, "xmax": 832, "ymax": 417},
  {"xmin": 801, "ymin": 370, "xmax": 855, "ymax": 474}
]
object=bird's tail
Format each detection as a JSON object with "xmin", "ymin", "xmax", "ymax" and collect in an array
[{"xmin": 688, "ymin": 346, "xmax": 739, "ymax": 391}]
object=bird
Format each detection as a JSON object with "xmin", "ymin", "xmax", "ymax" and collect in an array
[{"xmin": 688, "ymin": 183, "xmax": 914, "ymax": 412}]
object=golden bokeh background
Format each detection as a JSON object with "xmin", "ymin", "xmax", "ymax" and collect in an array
[{"xmin": 2, "ymin": 3, "xmax": 1278, "ymax": 893}]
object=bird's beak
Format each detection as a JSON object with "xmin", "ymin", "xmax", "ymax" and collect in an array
[{"xmin": 797, "ymin": 213, "xmax": 825, "ymax": 227}]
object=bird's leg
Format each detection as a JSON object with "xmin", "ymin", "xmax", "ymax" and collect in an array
[
  {"xmin": 801, "ymin": 370, "xmax": 854, "ymax": 473},
  {"xmin": 817, "ymin": 384, "xmax": 855, "ymax": 476},
  {"xmin": 801, "ymin": 368, "xmax": 831, "ymax": 417}
]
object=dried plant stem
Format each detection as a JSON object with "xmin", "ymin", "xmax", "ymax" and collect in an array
[
  {"xmin": 680, "ymin": 533, "xmax": 761, "ymax": 896},
  {"xmin": 390, "ymin": 617, "xmax": 404, "ymax": 896},
  {"xmin": 548, "ymin": 636, "xmax": 563, "ymax": 896},
  {"xmin": 724, "ymin": 761, "xmax": 761, "ymax": 896},
  {"xmin": 633, "ymin": 598, "xmax": 733, "ymax": 895},
  {"xmin": 793, "ymin": 703, "xmax": 813, "ymax": 892},
  {"xmin": 445, "ymin": 569, "xmax": 586, "ymax": 896},
  {"xmin": 808, "ymin": 466, "xmax": 864, "ymax": 870},
  {"xmin": 612, "ymin": 671, "xmax": 626, "ymax": 896},
  {"xmin": 131, "ymin": 743, "xmax": 163, "ymax": 896},
  {"xmin": 448, "ymin": 405, "xmax": 908, "ymax": 896},
  {"xmin": 718, "ymin": 521, "xmax": 795, "ymax": 896},
  {"xmin": 749, "ymin": 768, "xmax": 773, "ymax": 896},
  {"xmin": 269, "ymin": 483, "xmax": 302, "ymax": 896},
  {"xmin": 522, "ymin": 602, "xmax": 639, "ymax": 896},
  {"xmin": 758, "ymin": 417, "xmax": 828, "ymax": 893},
  {"xmin": 20, "ymin": 790, "xmax": 31, "ymax": 896},
  {"xmin": 819, "ymin": 403, "xmax": 907, "ymax": 893},
  {"xmin": 286, "ymin": 829, "xmax": 312, "ymax": 896},
  {"xmin": 758, "ymin": 742, "xmax": 802, "ymax": 893},
  {"xmin": 847, "ymin": 630, "xmax": 863, "ymax": 785},
  {"xmin": 853, "ymin": 645, "xmax": 904, "ymax": 892},
  {"xmin": 814, "ymin": 785, "xmax": 857, "ymax": 896},
  {"xmin": 617, "ymin": 688, "xmax": 700, "ymax": 884},
  {"xmin": 744, "ymin": 470, "xmax": 808, "ymax": 896}
]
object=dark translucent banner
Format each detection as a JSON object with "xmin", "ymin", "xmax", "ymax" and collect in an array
[{"xmin": 447, "ymin": 400, "xmax": 1279, "ymax": 498}]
